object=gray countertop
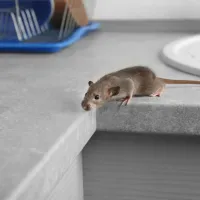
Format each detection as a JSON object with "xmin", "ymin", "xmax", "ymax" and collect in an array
[{"xmin": 1, "ymin": 29, "xmax": 200, "ymax": 199}]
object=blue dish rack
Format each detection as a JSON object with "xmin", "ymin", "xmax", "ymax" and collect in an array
[{"xmin": 0, "ymin": 0, "xmax": 100, "ymax": 53}]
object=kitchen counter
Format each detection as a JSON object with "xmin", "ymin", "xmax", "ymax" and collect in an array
[{"xmin": 1, "ymin": 25, "xmax": 200, "ymax": 199}]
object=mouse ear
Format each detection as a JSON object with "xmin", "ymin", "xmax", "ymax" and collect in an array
[
  {"xmin": 108, "ymin": 86, "xmax": 120, "ymax": 97},
  {"xmin": 88, "ymin": 81, "xmax": 93, "ymax": 86}
]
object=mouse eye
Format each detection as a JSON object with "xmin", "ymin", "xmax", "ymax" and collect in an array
[
  {"xmin": 85, "ymin": 93, "xmax": 88, "ymax": 96},
  {"xmin": 94, "ymin": 95, "xmax": 100, "ymax": 100}
]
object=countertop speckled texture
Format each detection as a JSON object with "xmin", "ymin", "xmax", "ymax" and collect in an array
[{"xmin": 1, "ymin": 28, "xmax": 200, "ymax": 199}]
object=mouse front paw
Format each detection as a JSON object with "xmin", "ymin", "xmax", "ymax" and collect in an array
[{"xmin": 118, "ymin": 96, "xmax": 131, "ymax": 107}]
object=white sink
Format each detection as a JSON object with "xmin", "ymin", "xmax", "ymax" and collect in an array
[{"xmin": 161, "ymin": 34, "xmax": 200, "ymax": 76}]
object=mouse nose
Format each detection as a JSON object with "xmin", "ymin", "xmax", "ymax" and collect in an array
[{"xmin": 81, "ymin": 101, "xmax": 91, "ymax": 111}]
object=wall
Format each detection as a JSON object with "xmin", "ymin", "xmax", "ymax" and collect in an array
[
  {"xmin": 92, "ymin": 0, "xmax": 200, "ymax": 20},
  {"xmin": 83, "ymin": 131, "xmax": 200, "ymax": 200}
]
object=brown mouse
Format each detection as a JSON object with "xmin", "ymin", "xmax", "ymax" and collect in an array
[{"xmin": 81, "ymin": 66, "xmax": 200, "ymax": 111}]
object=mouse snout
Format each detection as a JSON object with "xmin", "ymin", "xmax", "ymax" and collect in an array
[{"xmin": 81, "ymin": 100, "xmax": 91, "ymax": 111}]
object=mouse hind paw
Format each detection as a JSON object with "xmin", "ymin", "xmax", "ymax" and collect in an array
[
  {"xmin": 150, "ymin": 93, "xmax": 161, "ymax": 97},
  {"xmin": 149, "ymin": 87, "xmax": 164, "ymax": 97}
]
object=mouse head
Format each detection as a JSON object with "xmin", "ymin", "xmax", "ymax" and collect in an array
[{"xmin": 81, "ymin": 80, "xmax": 120, "ymax": 111}]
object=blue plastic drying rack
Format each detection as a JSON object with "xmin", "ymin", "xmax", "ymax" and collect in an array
[
  {"xmin": 0, "ymin": 22, "xmax": 100, "ymax": 53},
  {"xmin": 0, "ymin": 0, "xmax": 100, "ymax": 53}
]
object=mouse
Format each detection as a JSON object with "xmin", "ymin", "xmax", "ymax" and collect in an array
[{"xmin": 81, "ymin": 66, "xmax": 200, "ymax": 111}]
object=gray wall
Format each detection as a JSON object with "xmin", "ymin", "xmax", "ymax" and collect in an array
[
  {"xmin": 83, "ymin": 131, "xmax": 200, "ymax": 200},
  {"xmin": 92, "ymin": 0, "xmax": 200, "ymax": 20}
]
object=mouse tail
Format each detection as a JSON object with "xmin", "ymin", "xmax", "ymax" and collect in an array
[{"xmin": 158, "ymin": 78, "xmax": 200, "ymax": 84}]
